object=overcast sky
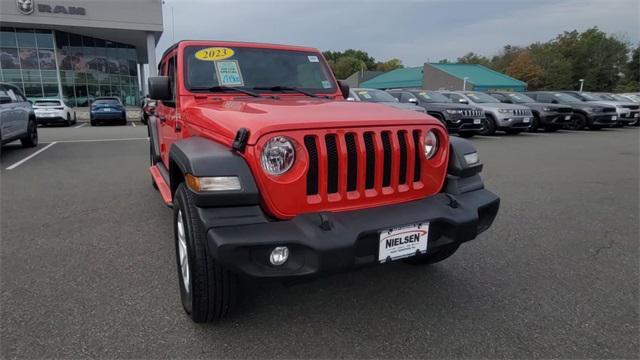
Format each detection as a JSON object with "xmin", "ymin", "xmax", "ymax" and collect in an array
[{"xmin": 157, "ymin": 0, "xmax": 639, "ymax": 66}]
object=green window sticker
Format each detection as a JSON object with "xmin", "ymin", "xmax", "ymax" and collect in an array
[{"xmin": 215, "ymin": 60, "xmax": 243, "ymax": 86}]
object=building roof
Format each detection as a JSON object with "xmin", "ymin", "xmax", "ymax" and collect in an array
[
  {"xmin": 360, "ymin": 67, "xmax": 423, "ymax": 89},
  {"xmin": 428, "ymin": 63, "xmax": 526, "ymax": 87}
]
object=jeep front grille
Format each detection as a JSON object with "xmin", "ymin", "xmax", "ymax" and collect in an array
[
  {"xmin": 304, "ymin": 129, "xmax": 424, "ymax": 196},
  {"xmin": 462, "ymin": 109, "xmax": 483, "ymax": 117},
  {"xmin": 513, "ymin": 109, "xmax": 531, "ymax": 116}
]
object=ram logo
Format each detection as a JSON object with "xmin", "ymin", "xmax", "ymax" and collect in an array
[{"xmin": 16, "ymin": 0, "xmax": 34, "ymax": 15}]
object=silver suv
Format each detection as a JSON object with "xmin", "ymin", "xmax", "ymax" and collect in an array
[
  {"xmin": 0, "ymin": 83, "xmax": 38, "ymax": 147},
  {"xmin": 439, "ymin": 90, "xmax": 533, "ymax": 135}
]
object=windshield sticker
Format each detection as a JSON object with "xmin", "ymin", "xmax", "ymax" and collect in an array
[
  {"xmin": 358, "ymin": 92, "xmax": 372, "ymax": 99},
  {"xmin": 419, "ymin": 92, "xmax": 430, "ymax": 99},
  {"xmin": 321, "ymin": 80, "xmax": 331, "ymax": 88},
  {"xmin": 308, "ymin": 55, "xmax": 319, "ymax": 63},
  {"xmin": 215, "ymin": 60, "xmax": 244, "ymax": 86},
  {"xmin": 195, "ymin": 47, "xmax": 234, "ymax": 61}
]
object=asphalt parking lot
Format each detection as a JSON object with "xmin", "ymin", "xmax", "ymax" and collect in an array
[{"xmin": 1, "ymin": 124, "xmax": 638, "ymax": 359}]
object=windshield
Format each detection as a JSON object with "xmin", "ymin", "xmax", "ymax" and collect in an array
[
  {"xmin": 578, "ymin": 92, "xmax": 600, "ymax": 101},
  {"xmin": 464, "ymin": 92, "xmax": 500, "ymax": 103},
  {"xmin": 34, "ymin": 100, "xmax": 62, "ymax": 106},
  {"xmin": 414, "ymin": 91, "xmax": 451, "ymax": 103},
  {"xmin": 553, "ymin": 93, "xmax": 582, "ymax": 103},
  {"xmin": 354, "ymin": 89, "xmax": 396, "ymax": 102},
  {"xmin": 609, "ymin": 94, "xmax": 628, "ymax": 101},
  {"xmin": 184, "ymin": 46, "xmax": 337, "ymax": 94},
  {"xmin": 505, "ymin": 93, "xmax": 535, "ymax": 103},
  {"xmin": 93, "ymin": 99, "xmax": 120, "ymax": 105}
]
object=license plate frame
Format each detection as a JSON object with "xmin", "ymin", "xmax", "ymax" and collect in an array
[{"xmin": 378, "ymin": 222, "xmax": 429, "ymax": 263}]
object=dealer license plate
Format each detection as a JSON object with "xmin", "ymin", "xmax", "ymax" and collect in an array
[
  {"xmin": 565, "ymin": 115, "xmax": 571, "ymax": 120},
  {"xmin": 523, "ymin": 117, "xmax": 530, "ymax": 123},
  {"xmin": 612, "ymin": 116, "xmax": 617, "ymax": 120},
  {"xmin": 473, "ymin": 118, "xmax": 481, "ymax": 124},
  {"xmin": 378, "ymin": 222, "xmax": 429, "ymax": 263}
]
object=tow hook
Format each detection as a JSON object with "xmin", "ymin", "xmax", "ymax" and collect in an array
[
  {"xmin": 445, "ymin": 194, "xmax": 459, "ymax": 209},
  {"xmin": 318, "ymin": 213, "xmax": 332, "ymax": 231}
]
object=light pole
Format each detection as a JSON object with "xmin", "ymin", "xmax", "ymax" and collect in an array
[
  {"xmin": 579, "ymin": 79, "xmax": 584, "ymax": 92},
  {"xmin": 462, "ymin": 77, "xmax": 469, "ymax": 91}
]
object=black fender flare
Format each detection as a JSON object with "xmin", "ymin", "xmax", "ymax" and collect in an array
[
  {"xmin": 148, "ymin": 116, "xmax": 161, "ymax": 163},
  {"xmin": 168, "ymin": 137, "xmax": 259, "ymax": 207},
  {"xmin": 444, "ymin": 137, "xmax": 485, "ymax": 195}
]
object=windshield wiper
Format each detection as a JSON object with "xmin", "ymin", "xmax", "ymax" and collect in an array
[
  {"xmin": 193, "ymin": 85, "xmax": 261, "ymax": 98},
  {"xmin": 253, "ymin": 86, "xmax": 318, "ymax": 98}
]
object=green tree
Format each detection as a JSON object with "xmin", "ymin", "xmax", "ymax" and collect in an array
[
  {"xmin": 456, "ymin": 52, "xmax": 492, "ymax": 67},
  {"xmin": 504, "ymin": 51, "xmax": 545, "ymax": 89},
  {"xmin": 620, "ymin": 46, "xmax": 640, "ymax": 91},
  {"xmin": 374, "ymin": 58, "xmax": 404, "ymax": 72}
]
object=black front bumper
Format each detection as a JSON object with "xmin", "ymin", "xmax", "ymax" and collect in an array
[
  {"xmin": 447, "ymin": 118, "xmax": 484, "ymax": 133},
  {"xmin": 200, "ymin": 183, "xmax": 499, "ymax": 279},
  {"xmin": 542, "ymin": 113, "xmax": 573, "ymax": 126},
  {"xmin": 588, "ymin": 113, "xmax": 618, "ymax": 126}
]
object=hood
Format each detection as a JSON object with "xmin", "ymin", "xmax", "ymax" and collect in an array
[
  {"xmin": 419, "ymin": 101, "xmax": 475, "ymax": 111},
  {"xmin": 184, "ymin": 97, "xmax": 438, "ymax": 145},
  {"xmin": 378, "ymin": 102, "xmax": 424, "ymax": 111},
  {"xmin": 471, "ymin": 102, "xmax": 530, "ymax": 111}
]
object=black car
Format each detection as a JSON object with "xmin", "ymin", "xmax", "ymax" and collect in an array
[
  {"xmin": 90, "ymin": 97, "xmax": 127, "ymax": 126},
  {"xmin": 486, "ymin": 91, "xmax": 573, "ymax": 132},
  {"xmin": 524, "ymin": 92, "xmax": 617, "ymax": 130},
  {"xmin": 388, "ymin": 89, "xmax": 484, "ymax": 137}
]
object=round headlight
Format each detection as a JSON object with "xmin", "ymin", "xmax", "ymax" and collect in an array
[
  {"xmin": 261, "ymin": 136, "xmax": 295, "ymax": 175},
  {"xmin": 424, "ymin": 130, "xmax": 438, "ymax": 159}
]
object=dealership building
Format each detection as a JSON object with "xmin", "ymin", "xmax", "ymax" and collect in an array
[{"xmin": 0, "ymin": 0, "xmax": 163, "ymax": 106}]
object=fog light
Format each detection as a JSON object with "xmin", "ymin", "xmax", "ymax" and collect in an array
[
  {"xmin": 269, "ymin": 246, "xmax": 289, "ymax": 266},
  {"xmin": 464, "ymin": 152, "xmax": 479, "ymax": 165}
]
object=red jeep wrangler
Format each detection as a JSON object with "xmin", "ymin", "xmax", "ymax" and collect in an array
[{"xmin": 147, "ymin": 41, "xmax": 499, "ymax": 322}]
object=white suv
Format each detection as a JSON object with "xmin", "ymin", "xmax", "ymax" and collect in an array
[{"xmin": 33, "ymin": 99, "xmax": 76, "ymax": 126}]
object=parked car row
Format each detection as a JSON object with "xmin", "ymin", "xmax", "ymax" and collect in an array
[{"xmin": 349, "ymin": 87, "xmax": 639, "ymax": 136}]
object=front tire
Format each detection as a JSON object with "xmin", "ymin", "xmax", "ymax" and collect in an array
[
  {"xmin": 404, "ymin": 243, "xmax": 460, "ymax": 265},
  {"xmin": 66, "ymin": 113, "xmax": 72, "ymax": 127},
  {"xmin": 174, "ymin": 183, "xmax": 238, "ymax": 322},
  {"xmin": 568, "ymin": 113, "xmax": 587, "ymax": 130},
  {"xmin": 20, "ymin": 119, "xmax": 38, "ymax": 148},
  {"xmin": 528, "ymin": 115, "xmax": 540, "ymax": 132},
  {"xmin": 479, "ymin": 115, "xmax": 497, "ymax": 136}
]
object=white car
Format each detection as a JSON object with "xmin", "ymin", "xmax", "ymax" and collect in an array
[{"xmin": 33, "ymin": 99, "xmax": 76, "ymax": 126}]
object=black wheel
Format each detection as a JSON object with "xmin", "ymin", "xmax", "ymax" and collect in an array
[
  {"xmin": 66, "ymin": 113, "xmax": 72, "ymax": 127},
  {"xmin": 479, "ymin": 115, "xmax": 497, "ymax": 136},
  {"xmin": 568, "ymin": 113, "xmax": 587, "ymax": 130},
  {"xmin": 90, "ymin": 119, "xmax": 97, "ymax": 126},
  {"xmin": 458, "ymin": 132, "xmax": 475, "ymax": 138},
  {"xmin": 528, "ymin": 115, "xmax": 540, "ymax": 132},
  {"xmin": 404, "ymin": 243, "xmax": 460, "ymax": 265},
  {"xmin": 20, "ymin": 119, "xmax": 38, "ymax": 148},
  {"xmin": 505, "ymin": 129, "xmax": 522, "ymax": 135},
  {"xmin": 174, "ymin": 183, "xmax": 238, "ymax": 322}
]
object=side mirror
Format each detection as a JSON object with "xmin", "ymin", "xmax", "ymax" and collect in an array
[
  {"xmin": 337, "ymin": 80, "xmax": 350, "ymax": 100},
  {"xmin": 408, "ymin": 98, "xmax": 418, "ymax": 104},
  {"xmin": 458, "ymin": 99, "xmax": 469, "ymax": 104},
  {"xmin": 148, "ymin": 76, "xmax": 172, "ymax": 101},
  {"xmin": 0, "ymin": 96, "xmax": 12, "ymax": 104}
]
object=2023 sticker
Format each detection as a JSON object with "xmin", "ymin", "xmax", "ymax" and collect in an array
[{"xmin": 195, "ymin": 47, "xmax": 235, "ymax": 61}]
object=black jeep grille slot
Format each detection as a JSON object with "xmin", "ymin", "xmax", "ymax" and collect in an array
[
  {"xmin": 304, "ymin": 136, "xmax": 319, "ymax": 195},
  {"xmin": 398, "ymin": 132, "xmax": 407, "ymax": 185},
  {"xmin": 345, "ymin": 133, "xmax": 358, "ymax": 192},
  {"xmin": 325, "ymin": 134, "xmax": 339, "ymax": 194},
  {"xmin": 364, "ymin": 132, "xmax": 376, "ymax": 189},
  {"xmin": 412, "ymin": 130, "xmax": 422, "ymax": 182},
  {"xmin": 381, "ymin": 132, "xmax": 392, "ymax": 187}
]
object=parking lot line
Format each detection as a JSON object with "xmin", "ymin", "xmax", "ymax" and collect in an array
[
  {"xmin": 55, "ymin": 137, "xmax": 149, "ymax": 143},
  {"xmin": 73, "ymin": 123, "xmax": 87, "ymax": 129},
  {"xmin": 131, "ymin": 122, "xmax": 136, "ymax": 128},
  {"xmin": 5, "ymin": 142, "xmax": 58, "ymax": 170}
]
